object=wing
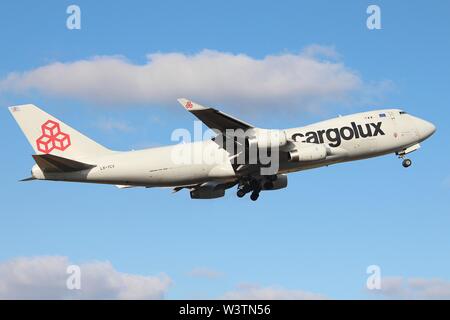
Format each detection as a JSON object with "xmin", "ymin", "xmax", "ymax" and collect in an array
[
  {"xmin": 177, "ymin": 98, "xmax": 254, "ymax": 132},
  {"xmin": 176, "ymin": 99, "xmax": 271, "ymax": 175}
]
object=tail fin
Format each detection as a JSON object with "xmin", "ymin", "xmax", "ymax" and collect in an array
[{"xmin": 9, "ymin": 104, "xmax": 112, "ymax": 159}]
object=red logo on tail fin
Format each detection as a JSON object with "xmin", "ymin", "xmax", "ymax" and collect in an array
[{"xmin": 36, "ymin": 120, "xmax": 71, "ymax": 154}]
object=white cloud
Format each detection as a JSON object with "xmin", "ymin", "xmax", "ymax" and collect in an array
[
  {"xmin": 301, "ymin": 44, "xmax": 340, "ymax": 59},
  {"xmin": 368, "ymin": 276, "xmax": 450, "ymax": 299},
  {"xmin": 187, "ymin": 267, "xmax": 224, "ymax": 279},
  {"xmin": 0, "ymin": 256, "xmax": 171, "ymax": 299},
  {"xmin": 0, "ymin": 46, "xmax": 386, "ymax": 111},
  {"xmin": 220, "ymin": 283, "xmax": 327, "ymax": 300}
]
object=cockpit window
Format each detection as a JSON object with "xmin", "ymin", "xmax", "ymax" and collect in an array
[{"xmin": 399, "ymin": 111, "xmax": 407, "ymax": 115}]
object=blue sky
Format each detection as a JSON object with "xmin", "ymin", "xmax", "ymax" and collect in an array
[{"xmin": 0, "ymin": 0, "xmax": 449, "ymax": 299}]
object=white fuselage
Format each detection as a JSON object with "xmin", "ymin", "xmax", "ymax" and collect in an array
[{"xmin": 33, "ymin": 109, "xmax": 435, "ymax": 187}]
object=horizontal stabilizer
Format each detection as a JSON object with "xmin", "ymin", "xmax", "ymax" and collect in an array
[
  {"xmin": 32, "ymin": 154, "xmax": 96, "ymax": 173},
  {"xmin": 19, "ymin": 176, "xmax": 36, "ymax": 182}
]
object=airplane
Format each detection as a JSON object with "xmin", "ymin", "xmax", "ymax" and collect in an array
[{"xmin": 9, "ymin": 99, "xmax": 435, "ymax": 201}]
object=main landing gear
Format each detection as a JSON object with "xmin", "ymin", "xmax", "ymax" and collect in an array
[
  {"xmin": 237, "ymin": 178, "xmax": 262, "ymax": 201},
  {"xmin": 237, "ymin": 188, "xmax": 247, "ymax": 198},
  {"xmin": 250, "ymin": 192, "xmax": 259, "ymax": 201}
]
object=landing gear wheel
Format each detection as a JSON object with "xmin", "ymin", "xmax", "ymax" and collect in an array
[
  {"xmin": 250, "ymin": 192, "xmax": 259, "ymax": 201},
  {"xmin": 402, "ymin": 158, "xmax": 412, "ymax": 168},
  {"xmin": 237, "ymin": 189, "xmax": 246, "ymax": 198}
]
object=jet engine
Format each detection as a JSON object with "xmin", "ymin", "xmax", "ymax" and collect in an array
[
  {"xmin": 190, "ymin": 183, "xmax": 226, "ymax": 199},
  {"xmin": 287, "ymin": 143, "xmax": 328, "ymax": 162},
  {"xmin": 261, "ymin": 174, "xmax": 288, "ymax": 190}
]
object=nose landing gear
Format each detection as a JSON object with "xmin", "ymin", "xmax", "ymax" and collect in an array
[
  {"xmin": 402, "ymin": 158, "xmax": 412, "ymax": 168},
  {"xmin": 396, "ymin": 144, "xmax": 420, "ymax": 169}
]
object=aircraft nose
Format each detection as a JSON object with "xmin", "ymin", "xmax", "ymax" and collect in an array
[{"xmin": 419, "ymin": 119, "xmax": 436, "ymax": 139}]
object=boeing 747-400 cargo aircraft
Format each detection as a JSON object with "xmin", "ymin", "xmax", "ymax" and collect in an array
[{"xmin": 10, "ymin": 99, "xmax": 435, "ymax": 201}]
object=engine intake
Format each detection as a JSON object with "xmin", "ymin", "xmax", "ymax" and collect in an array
[
  {"xmin": 190, "ymin": 182, "xmax": 226, "ymax": 199},
  {"xmin": 261, "ymin": 174, "xmax": 288, "ymax": 190}
]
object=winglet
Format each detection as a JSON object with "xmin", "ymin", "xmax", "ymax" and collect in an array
[{"xmin": 177, "ymin": 98, "xmax": 208, "ymax": 111}]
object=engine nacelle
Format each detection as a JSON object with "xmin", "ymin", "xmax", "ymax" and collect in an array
[
  {"xmin": 190, "ymin": 184, "xmax": 225, "ymax": 199},
  {"xmin": 246, "ymin": 129, "xmax": 288, "ymax": 150},
  {"xmin": 287, "ymin": 143, "xmax": 328, "ymax": 162},
  {"xmin": 261, "ymin": 174, "xmax": 288, "ymax": 191}
]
